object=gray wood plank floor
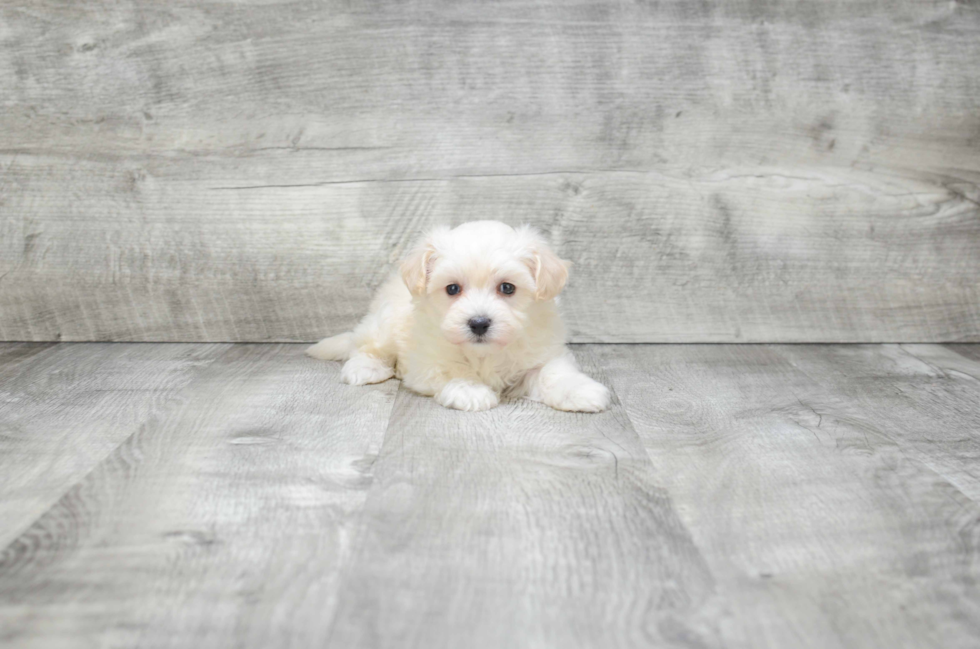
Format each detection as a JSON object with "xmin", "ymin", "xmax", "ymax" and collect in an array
[{"xmin": 1, "ymin": 343, "xmax": 978, "ymax": 648}]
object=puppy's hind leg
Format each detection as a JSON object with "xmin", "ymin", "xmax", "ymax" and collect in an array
[
  {"xmin": 307, "ymin": 329, "xmax": 394, "ymax": 385},
  {"xmin": 314, "ymin": 275, "xmax": 405, "ymax": 385},
  {"xmin": 525, "ymin": 352, "xmax": 611, "ymax": 413},
  {"xmin": 341, "ymin": 352, "xmax": 395, "ymax": 385},
  {"xmin": 341, "ymin": 309, "xmax": 398, "ymax": 385}
]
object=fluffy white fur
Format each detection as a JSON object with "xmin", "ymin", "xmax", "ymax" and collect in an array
[{"xmin": 307, "ymin": 221, "xmax": 611, "ymax": 412}]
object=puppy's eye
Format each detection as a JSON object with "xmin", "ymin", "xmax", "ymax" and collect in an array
[
  {"xmin": 446, "ymin": 284, "xmax": 461, "ymax": 296},
  {"xmin": 499, "ymin": 282, "xmax": 515, "ymax": 295}
]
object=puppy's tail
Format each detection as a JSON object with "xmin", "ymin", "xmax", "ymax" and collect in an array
[{"xmin": 306, "ymin": 332, "xmax": 354, "ymax": 361}]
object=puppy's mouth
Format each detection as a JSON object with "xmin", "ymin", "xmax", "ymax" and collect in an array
[
  {"xmin": 448, "ymin": 333, "xmax": 495, "ymax": 346},
  {"xmin": 469, "ymin": 333, "xmax": 510, "ymax": 348}
]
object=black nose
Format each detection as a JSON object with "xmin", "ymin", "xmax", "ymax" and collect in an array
[{"xmin": 468, "ymin": 316, "xmax": 491, "ymax": 336}]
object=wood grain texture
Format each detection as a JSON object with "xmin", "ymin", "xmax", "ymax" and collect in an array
[
  {"xmin": 0, "ymin": 345, "xmax": 399, "ymax": 649},
  {"xmin": 2, "ymin": 343, "xmax": 980, "ymax": 647},
  {"xmin": 2, "ymin": 1, "xmax": 980, "ymax": 342},
  {"xmin": 598, "ymin": 344, "xmax": 980, "ymax": 649},
  {"xmin": 0, "ymin": 342, "xmax": 227, "ymax": 549},
  {"xmin": 775, "ymin": 343, "xmax": 980, "ymax": 501},
  {"xmin": 325, "ymin": 347, "xmax": 721, "ymax": 648},
  {"xmin": 946, "ymin": 343, "xmax": 980, "ymax": 365}
]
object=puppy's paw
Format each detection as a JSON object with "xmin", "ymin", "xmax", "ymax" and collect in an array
[
  {"xmin": 436, "ymin": 379, "xmax": 500, "ymax": 412},
  {"xmin": 547, "ymin": 377, "xmax": 612, "ymax": 413},
  {"xmin": 341, "ymin": 355, "xmax": 394, "ymax": 385}
]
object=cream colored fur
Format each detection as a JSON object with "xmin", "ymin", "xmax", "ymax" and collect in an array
[{"xmin": 307, "ymin": 221, "xmax": 611, "ymax": 412}]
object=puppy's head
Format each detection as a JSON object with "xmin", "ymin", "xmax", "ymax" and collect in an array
[{"xmin": 400, "ymin": 221, "xmax": 569, "ymax": 350}]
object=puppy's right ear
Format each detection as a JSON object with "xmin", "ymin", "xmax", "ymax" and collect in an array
[
  {"xmin": 400, "ymin": 229, "xmax": 446, "ymax": 295},
  {"xmin": 400, "ymin": 244, "xmax": 434, "ymax": 296}
]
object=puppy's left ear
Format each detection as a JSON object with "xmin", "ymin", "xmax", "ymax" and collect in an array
[
  {"xmin": 532, "ymin": 245, "xmax": 571, "ymax": 301},
  {"xmin": 518, "ymin": 226, "xmax": 571, "ymax": 301}
]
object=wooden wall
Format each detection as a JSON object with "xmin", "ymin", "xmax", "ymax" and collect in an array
[{"xmin": 2, "ymin": 0, "xmax": 979, "ymax": 342}]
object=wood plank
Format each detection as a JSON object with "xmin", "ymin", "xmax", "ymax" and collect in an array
[
  {"xmin": 946, "ymin": 344, "xmax": 980, "ymax": 365},
  {"xmin": 2, "ymin": 0, "xmax": 980, "ymax": 342},
  {"xmin": 325, "ymin": 347, "xmax": 722, "ymax": 648},
  {"xmin": 0, "ymin": 342, "xmax": 227, "ymax": 549},
  {"xmin": 0, "ymin": 345, "xmax": 399, "ymax": 649},
  {"xmin": 598, "ymin": 344, "xmax": 980, "ymax": 649},
  {"xmin": 2, "ymin": 160, "xmax": 978, "ymax": 343},
  {"xmin": 775, "ymin": 343, "xmax": 980, "ymax": 502},
  {"xmin": 0, "ymin": 343, "xmax": 56, "ymax": 376},
  {"xmin": 3, "ymin": 1, "xmax": 978, "ymax": 171}
]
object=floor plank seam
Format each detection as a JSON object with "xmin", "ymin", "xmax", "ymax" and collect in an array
[
  {"xmin": 906, "ymin": 344, "xmax": 980, "ymax": 385},
  {"xmin": 0, "ymin": 343, "xmax": 233, "ymax": 556},
  {"xmin": 773, "ymin": 344, "xmax": 980, "ymax": 508},
  {"xmin": 316, "ymin": 379, "xmax": 405, "ymax": 647}
]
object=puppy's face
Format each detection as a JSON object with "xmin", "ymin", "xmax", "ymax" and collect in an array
[{"xmin": 401, "ymin": 221, "xmax": 569, "ymax": 351}]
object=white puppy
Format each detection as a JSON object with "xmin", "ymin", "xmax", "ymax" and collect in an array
[{"xmin": 307, "ymin": 221, "xmax": 611, "ymax": 412}]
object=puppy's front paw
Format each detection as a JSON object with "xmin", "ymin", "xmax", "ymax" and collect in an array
[
  {"xmin": 341, "ymin": 355, "xmax": 394, "ymax": 385},
  {"xmin": 436, "ymin": 379, "xmax": 500, "ymax": 412},
  {"xmin": 548, "ymin": 377, "xmax": 612, "ymax": 413}
]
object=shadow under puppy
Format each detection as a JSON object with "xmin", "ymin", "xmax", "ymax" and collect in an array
[{"xmin": 308, "ymin": 221, "xmax": 610, "ymax": 412}]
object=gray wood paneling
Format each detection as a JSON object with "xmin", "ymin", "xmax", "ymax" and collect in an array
[
  {"xmin": 1, "ymin": 1, "xmax": 979, "ymax": 342},
  {"xmin": 3, "ymin": 160, "xmax": 980, "ymax": 343},
  {"xmin": 0, "ymin": 342, "xmax": 227, "ymax": 549},
  {"xmin": 0, "ymin": 345, "xmax": 399, "ymax": 648},
  {"xmin": 598, "ymin": 344, "xmax": 980, "ymax": 648},
  {"xmin": 326, "ymin": 347, "xmax": 721, "ymax": 648}
]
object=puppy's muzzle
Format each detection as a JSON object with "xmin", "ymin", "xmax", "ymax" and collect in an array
[{"xmin": 468, "ymin": 316, "xmax": 491, "ymax": 337}]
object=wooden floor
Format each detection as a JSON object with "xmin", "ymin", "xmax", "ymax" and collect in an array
[{"xmin": 1, "ymin": 343, "xmax": 979, "ymax": 648}]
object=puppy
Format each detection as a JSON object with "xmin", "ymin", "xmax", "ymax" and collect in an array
[{"xmin": 307, "ymin": 221, "xmax": 611, "ymax": 412}]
